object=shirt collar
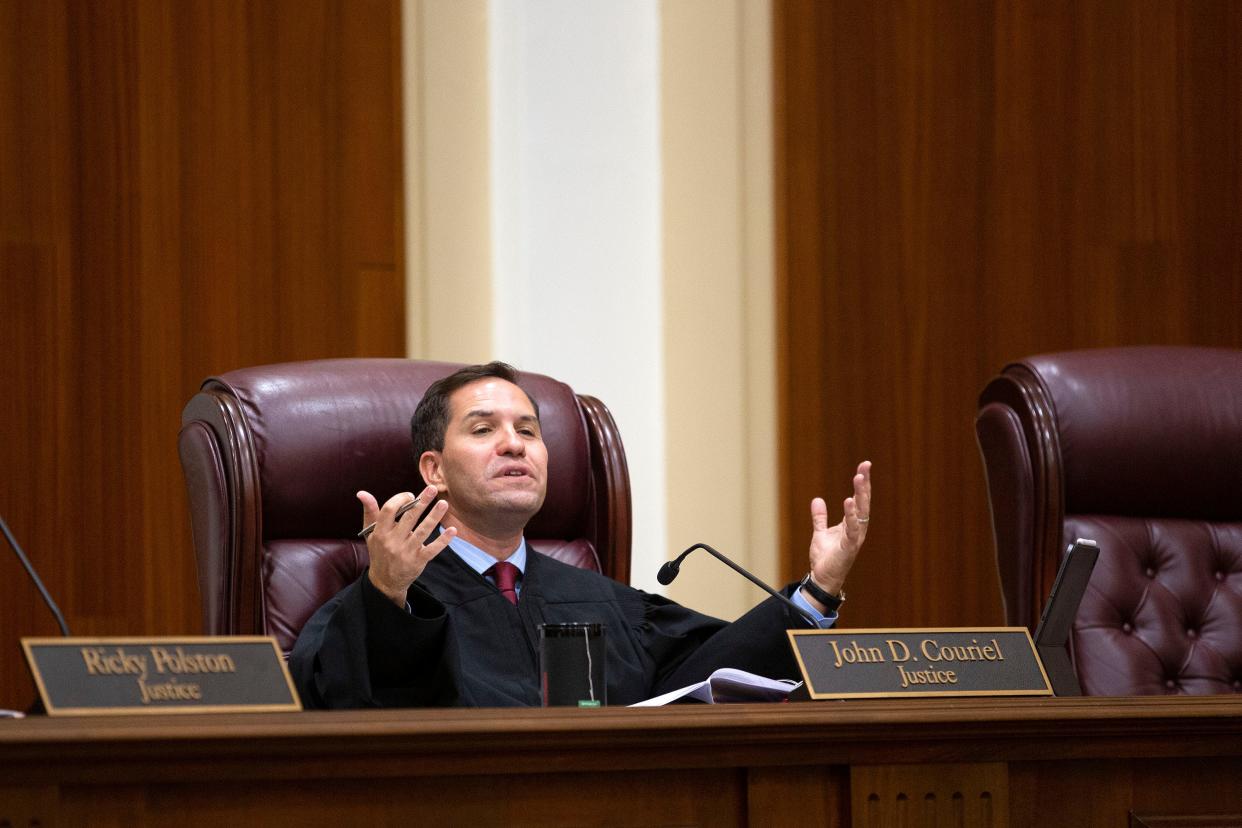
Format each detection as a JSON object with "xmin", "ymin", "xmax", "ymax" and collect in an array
[{"xmin": 447, "ymin": 533, "xmax": 527, "ymax": 576}]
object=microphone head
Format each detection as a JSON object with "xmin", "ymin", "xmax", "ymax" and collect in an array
[{"xmin": 656, "ymin": 560, "xmax": 680, "ymax": 586}]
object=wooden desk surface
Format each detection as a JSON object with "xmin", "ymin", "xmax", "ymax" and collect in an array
[{"xmin": 3, "ymin": 696, "xmax": 1242, "ymax": 826}]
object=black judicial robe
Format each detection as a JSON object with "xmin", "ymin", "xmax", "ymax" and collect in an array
[{"xmin": 290, "ymin": 547, "xmax": 810, "ymax": 708}]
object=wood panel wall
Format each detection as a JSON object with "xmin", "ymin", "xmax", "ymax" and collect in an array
[
  {"xmin": 0, "ymin": 0, "xmax": 404, "ymax": 709},
  {"xmin": 774, "ymin": 1, "xmax": 1242, "ymax": 627}
]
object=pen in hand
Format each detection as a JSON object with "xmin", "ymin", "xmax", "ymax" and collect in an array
[{"xmin": 358, "ymin": 496, "xmax": 425, "ymax": 539}]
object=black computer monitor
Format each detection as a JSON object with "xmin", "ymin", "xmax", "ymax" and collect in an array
[{"xmin": 1034, "ymin": 538, "xmax": 1100, "ymax": 696}]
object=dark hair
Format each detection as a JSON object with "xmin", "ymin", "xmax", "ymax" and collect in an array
[{"xmin": 410, "ymin": 361, "xmax": 540, "ymax": 476}]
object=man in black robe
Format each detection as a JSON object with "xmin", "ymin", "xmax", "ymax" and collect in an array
[{"xmin": 290, "ymin": 362, "xmax": 872, "ymax": 708}]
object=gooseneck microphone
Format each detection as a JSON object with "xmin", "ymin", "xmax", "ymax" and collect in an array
[
  {"xmin": 657, "ymin": 542, "xmax": 818, "ymax": 627},
  {"xmin": 1, "ymin": 512, "xmax": 72, "ymax": 637}
]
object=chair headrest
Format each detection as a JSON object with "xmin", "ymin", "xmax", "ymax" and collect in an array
[{"xmin": 1016, "ymin": 346, "xmax": 1242, "ymax": 519}]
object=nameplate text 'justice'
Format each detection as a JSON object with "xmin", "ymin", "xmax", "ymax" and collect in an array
[
  {"xmin": 22, "ymin": 637, "xmax": 302, "ymax": 715},
  {"xmin": 786, "ymin": 628, "xmax": 1052, "ymax": 699}
]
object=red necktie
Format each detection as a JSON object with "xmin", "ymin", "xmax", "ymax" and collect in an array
[{"xmin": 489, "ymin": 561, "xmax": 520, "ymax": 606}]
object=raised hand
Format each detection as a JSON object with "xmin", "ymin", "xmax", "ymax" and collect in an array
[
  {"xmin": 806, "ymin": 460, "xmax": 872, "ymax": 601},
  {"xmin": 361, "ymin": 485, "xmax": 457, "ymax": 607}
]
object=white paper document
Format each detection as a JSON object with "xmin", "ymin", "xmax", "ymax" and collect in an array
[{"xmin": 630, "ymin": 668, "xmax": 803, "ymax": 706}]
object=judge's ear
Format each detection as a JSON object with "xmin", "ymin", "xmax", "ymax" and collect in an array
[{"xmin": 419, "ymin": 451, "xmax": 448, "ymax": 493}]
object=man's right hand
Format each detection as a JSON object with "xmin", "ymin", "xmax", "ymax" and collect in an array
[{"xmin": 360, "ymin": 486, "xmax": 457, "ymax": 607}]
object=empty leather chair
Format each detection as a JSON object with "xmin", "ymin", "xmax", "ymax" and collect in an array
[{"xmin": 976, "ymin": 346, "xmax": 1242, "ymax": 695}]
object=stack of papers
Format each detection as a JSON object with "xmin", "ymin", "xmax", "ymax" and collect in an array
[{"xmin": 631, "ymin": 668, "xmax": 802, "ymax": 706}]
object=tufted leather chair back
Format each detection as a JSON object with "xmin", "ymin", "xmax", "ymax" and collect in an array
[
  {"xmin": 178, "ymin": 359, "xmax": 632, "ymax": 655},
  {"xmin": 976, "ymin": 346, "xmax": 1242, "ymax": 695}
]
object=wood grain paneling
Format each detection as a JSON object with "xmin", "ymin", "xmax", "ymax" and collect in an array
[
  {"xmin": 748, "ymin": 765, "xmax": 849, "ymax": 826},
  {"xmin": 55, "ymin": 771, "xmax": 745, "ymax": 827},
  {"xmin": 774, "ymin": 1, "xmax": 1242, "ymax": 628},
  {"xmin": 853, "ymin": 762, "xmax": 1009, "ymax": 828},
  {"xmin": 5, "ymin": 698, "xmax": 1242, "ymax": 825},
  {"xmin": 1009, "ymin": 759, "xmax": 1242, "ymax": 828},
  {"xmin": 0, "ymin": 0, "xmax": 403, "ymax": 709}
]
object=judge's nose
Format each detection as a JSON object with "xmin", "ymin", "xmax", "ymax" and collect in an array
[{"xmin": 496, "ymin": 426, "xmax": 525, "ymax": 456}]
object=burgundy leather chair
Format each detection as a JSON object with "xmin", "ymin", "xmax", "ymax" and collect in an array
[
  {"xmin": 976, "ymin": 346, "xmax": 1242, "ymax": 695},
  {"xmin": 178, "ymin": 359, "xmax": 631, "ymax": 655}
]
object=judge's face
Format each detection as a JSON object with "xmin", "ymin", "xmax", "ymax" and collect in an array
[{"xmin": 419, "ymin": 378, "xmax": 548, "ymax": 531}]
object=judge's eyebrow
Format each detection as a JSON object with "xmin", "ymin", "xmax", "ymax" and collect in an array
[{"xmin": 461, "ymin": 410, "xmax": 540, "ymax": 427}]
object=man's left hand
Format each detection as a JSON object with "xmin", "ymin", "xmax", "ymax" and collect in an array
[{"xmin": 804, "ymin": 460, "xmax": 872, "ymax": 610}]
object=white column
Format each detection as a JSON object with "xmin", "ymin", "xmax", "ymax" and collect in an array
[
  {"xmin": 404, "ymin": 0, "xmax": 494, "ymax": 361},
  {"xmin": 489, "ymin": 0, "xmax": 668, "ymax": 593},
  {"xmin": 403, "ymin": 0, "xmax": 776, "ymax": 613},
  {"xmin": 662, "ymin": 0, "xmax": 778, "ymax": 617}
]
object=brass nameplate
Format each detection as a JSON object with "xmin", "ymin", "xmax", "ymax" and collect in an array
[
  {"xmin": 787, "ymin": 627, "xmax": 1052, "ymax": 699},
  {"xmin": 22, "ymin": 637, "xmax": 302, "ymax": 715}
]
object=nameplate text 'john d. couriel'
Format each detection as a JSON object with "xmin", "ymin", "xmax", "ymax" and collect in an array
[
  {"xmin": 22, "ymin": 637, "xmax": 301, "ymax": 715},
  {"xmin": 786, "ymin": 628, "xmax": 1052, "ymax": 699}
]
